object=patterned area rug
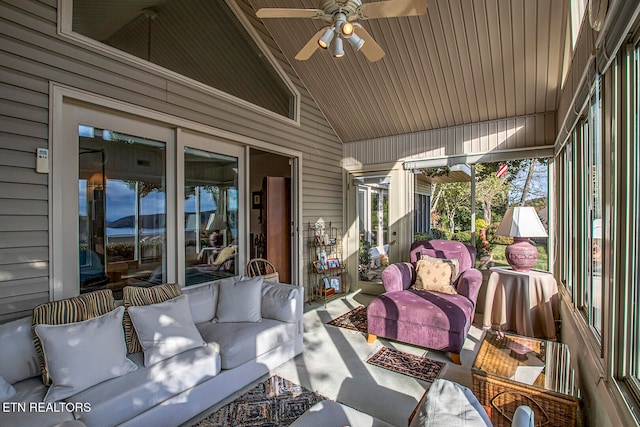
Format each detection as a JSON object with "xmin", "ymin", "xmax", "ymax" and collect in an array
[
  {"xmin": 327, "ymin": 305, "xmax": 368, "ymax": 333},
  {"xmin": 192, "ymin": 375, "xmax": 327, "ymax": 427},
  {"xmin": 366, "ymin": 347, "xmax": 446, "ymax": 383}
]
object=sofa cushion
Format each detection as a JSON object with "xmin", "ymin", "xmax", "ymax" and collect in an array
[
  {"xmin": 67, "ymin": 346, "xmax": 220, "ymax": 427},
  {"xmin": 0, "ymin": 378, "xmax": 77, "ymax": 427},
  {"xmin": 290, "ymin": 400, "xmax": 395, "ymax": 427},
  {"xmin": 32, "ymin": 289, "xmax": 116, "ymax": 385},
  {"xmin": 216, "ymin": 276, "xmax": 263, "ymax": 323},
  {"xmin": 0, "ymin": 316, "xmax": 40, "ymax": 384},
  {"xmin": 183, "ymin": 282, "xmax": 219, "ymax": 323},
  {"xmin": 197, "ymin": 319, "xmax": 297, "ymax": 369},
  {"xmin": 123, "ymin": 283, "xmax": 182, "ymax": 353},
  {"xmin": 409, "ymin": 379, "xmax": 491, "ymax": 427},
  {"xmin": 0, "ymin": 376, "xmax": 16, "ymax": 402},
  {"xmin": 128, "ymin": 295, "xmax": 206, "ymax": 366},
  {"xmin": 413, "ymin": 260, "xmax": 456, "ymax": 294},
  {"xmin": 34, "ymin": 306, "xmax": 137, "ymax": 402},
  {"xmin": 368, "ymin": 290, "xmax": 474, "ymax": 333},
  {"xmin": 261, "ymin": 282, "xmax": 299, "ymax": 323}
]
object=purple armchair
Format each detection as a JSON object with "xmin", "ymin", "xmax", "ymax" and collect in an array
[{"xmin": 367, "ymin": 240, "xmax": 483, "ymax": 364}]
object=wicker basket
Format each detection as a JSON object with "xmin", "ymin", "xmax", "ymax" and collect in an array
[{"xmin": 472, "ymin": 333, "xmax": 579, "ymax": 427}]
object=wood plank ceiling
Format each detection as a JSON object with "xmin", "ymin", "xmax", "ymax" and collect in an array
[{"xmin": 247, "ymin": 0, "xmax": 570, "ymax": 143}]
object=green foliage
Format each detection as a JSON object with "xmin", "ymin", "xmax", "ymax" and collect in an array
[
  {"xmin": 475, "ymin": 218, "xmax": 488, "ymax": 230},
  {"xmin": 413, "ymin": 232, "xmax": 432, "ymax": 242},
  {"xmin": 431, "ymin": 228, "xmax": 453, "ymax": 240},
  {"xmin": 452, "ymin": 231, "xmax": 471, "ymax": 243},
  {"xmin": 106, "ymin": 242, "xmax": 134, "ymax": 259}
]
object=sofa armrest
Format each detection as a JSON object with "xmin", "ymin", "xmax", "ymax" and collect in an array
[
  {"xmin": 455, "ymin": 268, "xmax": 483, "ymax": 305},
  {"xmin": 381, "ymin": 263, "xmax": 415, "ymax": 293},
  {"xmin": 261, "ymin": 281, "xmax": 304, "ymax": 326}
]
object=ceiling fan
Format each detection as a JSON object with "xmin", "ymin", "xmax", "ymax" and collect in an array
[{"xmin": 255, "ymin": 0, "xmax": 427, "ymax": 62}]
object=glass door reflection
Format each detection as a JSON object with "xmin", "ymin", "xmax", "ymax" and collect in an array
[{"xmin": 184, "ymin": 147, "xmax": 239, "ymax": 286}]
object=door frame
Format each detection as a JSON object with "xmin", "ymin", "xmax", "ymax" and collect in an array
[{"xmin": 50, "ymin": 84, "xmax": 304, "ymax": 300}]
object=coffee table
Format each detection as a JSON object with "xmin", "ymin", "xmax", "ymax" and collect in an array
[{"xmin": 472, "ymin": 331, "xmax": 579, "ymax": 426}]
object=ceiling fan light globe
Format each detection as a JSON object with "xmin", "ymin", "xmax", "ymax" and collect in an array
[
  {"xmin": 347, "ymin": 33, "xmax": 365, "ymax": 51},
  {"xmin": 318, "ymin": 27, "xmax": 334, "ymax": 49},
  {"xmin": 341, "ymin": 22, "xmax": 354, "ymax": 37},
  {"xmin": 331, "ymin": 36, "xmax": 345, "ymax": 57}
]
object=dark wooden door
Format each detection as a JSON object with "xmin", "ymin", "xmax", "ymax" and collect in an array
[{"xmin": 263, "ymin": 177, "xmax": 291, "ymax": 283}]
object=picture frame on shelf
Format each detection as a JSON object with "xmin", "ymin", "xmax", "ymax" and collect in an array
[
  {"xmin": 321, "ymin": 287, "xmax": 335, "ymax": 296},
  {"xmin": 322, "ymin": 277, "xmax": 331, "ymax": 289},
  {"xmin": 328, "ymin": 275, "xmax": 341, "ymax": 292},
  {"xmin": 326, "ymin": 258, "xmax": 340, "ymax": 269},
  {"xmin": 313, "ymin": 260, "xmax": 324, "ymax": 273}
]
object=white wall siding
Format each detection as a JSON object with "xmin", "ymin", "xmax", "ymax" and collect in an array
[
  {"xmin": 343, "ymin": 113, "xmax": 556, "ymax": 167},
  {"xmin": 0, "ymin": 0, "xmax": 343, "ymax": 319}
]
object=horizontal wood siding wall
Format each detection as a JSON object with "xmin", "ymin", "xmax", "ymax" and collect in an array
[
  {"xmin": 0, "ymin": 0, "xmax": 343, "ymax": 320},
  {"xmin": 343, "ymin": 113, "xmax": 556, "ymax": 168}
]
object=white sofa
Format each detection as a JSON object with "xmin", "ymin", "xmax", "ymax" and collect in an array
[
  {"xmin": 0, "ymin": 277, "xmax": 304, "ymax": 427},
  {"xmin": 292, "ymin": 380, "xmax": 534, "ymax": 427}
]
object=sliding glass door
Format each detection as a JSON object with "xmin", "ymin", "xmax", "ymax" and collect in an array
[
  {"xmin": 78, "ymin": 127, "xmax": 167, "ymax": 297},
  {"xmin": 55, "ymin": 98, "xmax": 246, "ymax": 299},
  {"xmin": 182, "ymin": 147, "xmax": 241, "ymax": 285}
]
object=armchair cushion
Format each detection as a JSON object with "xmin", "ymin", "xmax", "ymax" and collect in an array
[{"xmin": 368, "ymin": 290, "xmax": 474, "ymax": 333}]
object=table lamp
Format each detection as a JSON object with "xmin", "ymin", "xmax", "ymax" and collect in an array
[{"xmin": 496, "ymin": 207, "xmax": 548, "ymax": 272}]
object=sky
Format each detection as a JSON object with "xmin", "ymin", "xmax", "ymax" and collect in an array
[{"xmin": 79, "ymin": 180, "xmax": 218, "ymax": 222}]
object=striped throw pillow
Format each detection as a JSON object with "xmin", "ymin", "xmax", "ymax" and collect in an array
[
  {"xmin": 122, "ymin": 283, "xmax": 182, "ymax": 354},
  {"xmin": 32, "ymin": 289, "xmax": 116, "ymax": 385}
]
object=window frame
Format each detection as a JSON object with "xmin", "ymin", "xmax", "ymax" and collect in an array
[{"xmin": 57, "ymin": 0, "xmax": 301, "ymax": 125}]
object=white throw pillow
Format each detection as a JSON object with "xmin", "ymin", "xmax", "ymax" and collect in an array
[
  {"xmin": 0, "ymin": 316, "xmax": 41, "ymax": 384},
  {"xmin": 0, "ymin": 376, "xmax": 16, "ymax": 402},
  {"xmin": 216, "ymin": 276, "xmax": 264, "ymax": 323},
  {"xmin": 128, "ymin": 295, "xmax": 206, "ymax": 366},
  {"xmin": 34, "ymin": 306, "xmax": 137, "ymax": 402}
]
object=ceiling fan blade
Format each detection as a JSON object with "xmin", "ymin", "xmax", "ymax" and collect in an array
[
  {"xmin": 256, "ymin": 8, "xmax": 325, "ymax": 19},
  {"xmin": 360, "ymin": 0, "xmax": 427, "ymax": 19},
  {"xmin": 295, "ymin": 28, "xmax": 327, "ymax": 61},
  {"xmin": 354, "ymin": 27, "xmax": 385, "ymax": 62}
]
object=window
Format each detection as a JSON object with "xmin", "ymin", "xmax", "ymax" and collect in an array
[
  {"xmin": 78, "ymin": 127, "xmax": 167, "ymax": 298},
  {"xmin": 624, "ymin": 38, "xmax": 640, "ymax": 395},
  {"xmin": 63, "ymin": 0, "xmax": 298, "ymax": 121},
  {"xmin": 414, "ymin": 193, "xmax": 430, "ymax": 235},
  {"xmin": 556, "ymin": 78, "xmax": 605, "ymax": 339},
  {"xmin": 183, "ymin": 147, "xmax": 239, "ymax": 286},
  {"xmin": 53, "ymin": 94, "xmax": 246, "ymax": 300},
  {"xmin": 356, "ymin": 177, "xmax": 390, "ymax": 282}
]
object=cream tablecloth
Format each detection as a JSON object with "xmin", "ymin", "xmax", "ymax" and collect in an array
[{"xmin": 482, "ymin": 267, "xmax": 559, "ymax": 339}]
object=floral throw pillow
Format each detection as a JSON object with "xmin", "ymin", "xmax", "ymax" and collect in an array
[{"xmin": 413, "ymin": 260, "xmax": 457, "ymax": 295}]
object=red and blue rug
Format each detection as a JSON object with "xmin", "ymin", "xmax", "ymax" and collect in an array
[
  {"xmin": 192, "ymin": 375, "xmax": 327, "ymax": 427},
  {"xmin": 366, "ymin": 346, "xmax": 446, "ymax": 383},
  {"xmin": 327, "ymin": 305, "xmax": 368, "ymax": 333}
]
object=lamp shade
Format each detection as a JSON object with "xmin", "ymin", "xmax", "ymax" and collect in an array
[
  {"xmin": 496, "ymin": 207, "xmax": 548, "ymax": 238},
  {"xmin": 207, "ymin": 213, "xmax": 227, "ymax": 231}
]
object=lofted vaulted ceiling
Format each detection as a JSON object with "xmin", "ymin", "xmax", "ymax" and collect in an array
[
  {"xmin": 71, "ymin": 0, "xmax": 570, "ymax": 145},
  {"xmin": 248, "ymin": 0, "xmax": 570, "ymax": 143}
]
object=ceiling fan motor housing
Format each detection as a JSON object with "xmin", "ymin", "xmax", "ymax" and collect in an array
[{"xmin": 320, "ymin": 0, "xmax": 362, "ymax": 18}]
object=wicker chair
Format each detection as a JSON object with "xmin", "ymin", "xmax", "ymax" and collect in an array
[{"xmin": 246, "ymin": 258, "xmax": 279, "ymax": 282}]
